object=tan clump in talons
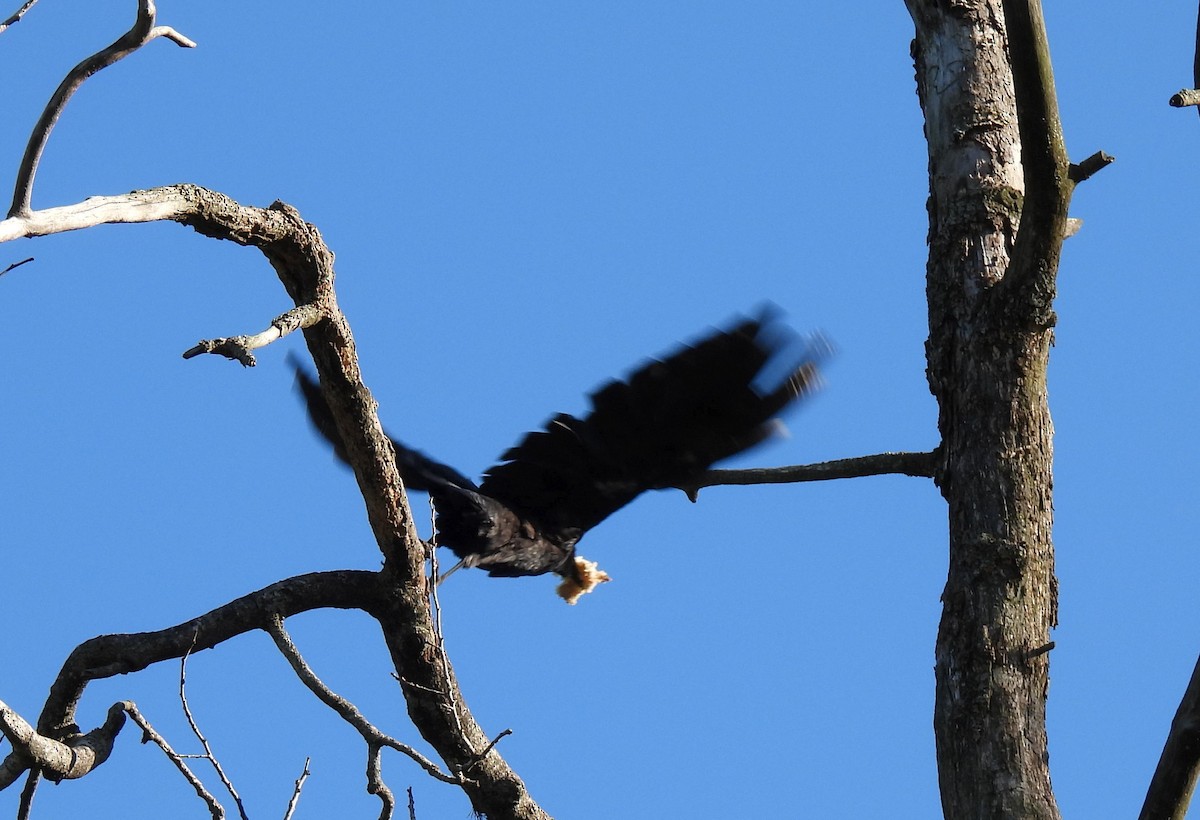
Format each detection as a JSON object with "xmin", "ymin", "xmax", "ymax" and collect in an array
[{"xmin": 556, "ymin": 556, "xmax": 612, "ymax": 605}]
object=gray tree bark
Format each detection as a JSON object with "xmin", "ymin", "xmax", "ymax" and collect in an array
[{"xmin": 906, "ymin": 0, "xmax": 1070, "ymax": 817}]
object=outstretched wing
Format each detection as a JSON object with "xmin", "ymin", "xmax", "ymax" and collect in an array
[
  {"xmin": 289, "ymin": 357, "xmax": 479, "ymax": 492},
  {"xmin": 479, "ymin": 311, "xmax": 829, "ymax": 537}
]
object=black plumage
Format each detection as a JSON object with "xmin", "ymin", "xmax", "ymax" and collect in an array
[{"xmin": 292, "ymin": 312, "xmax": 828, "ymax": 602}]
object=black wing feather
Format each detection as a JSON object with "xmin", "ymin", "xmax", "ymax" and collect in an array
[
  {"xmin": 479, "ymin": 313, "xmax": 827, "ymax": 536},
  {"xmin": 288, "ymin": 356, "xmax": 479, "ymax": 492}
]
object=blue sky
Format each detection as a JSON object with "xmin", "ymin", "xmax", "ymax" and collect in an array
[{"xmin": 1, "ymin": 2, "xmax": 1198, "ymax": 817}]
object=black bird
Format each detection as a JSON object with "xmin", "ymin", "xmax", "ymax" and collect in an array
[{"xmin": 292, "ymin": 312, "xmax": 829, "ymax": 603}]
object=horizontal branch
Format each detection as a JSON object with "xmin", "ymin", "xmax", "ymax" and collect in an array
[
  {"xmin": 684, "ymin": 450, "xmax": 937, "ymax": 497},
  {"xmin": 1068, "ymin": 150, "xmax": 1115, "ymax": 183},
  {"xmin": 1170, "ymin": 89, "xmax": 1200, "ymax": 109}
]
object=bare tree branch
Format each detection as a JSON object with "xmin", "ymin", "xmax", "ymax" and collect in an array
[
  {"xmin": 1, "ymin": 257, "xmax": 32, "ymax": 276},
  {"xmin": 1178, "ymin": 2, "xmax": 1200, "ymax": 116},
  {"xmin": 0, "ymin": 700, "xmax": 126, "ymax": 787},
  {"xmin": 0, "ymin": 0, "xmax": 40, "ymax": 35},
  {"xmin": 282, "ymin": 757, "xmax": 310, "ymax": 820},
  {"xmin": 367, "ymin": 743, "xmax": 397, "ymax": 820},
  {"xmin": 1067, "ymin": 150, "xmax": 1115, "ymax": 183},
  {"xmin": 8, "ymin": 0, "xmax": 196, "ymax": 218},
  {"xmin": 684, "ymin": 450, "xmax": 937, "ymax": 498},
  {"xmin": 265, "ymin": 615, "xmax": 461, "ymax": 786},
  {"xmin": 994, "ymin": 0, "xmax": 1073, "ymax": 318},
  {"xmin": 1140, "ymin": 652, "xmax": 1200, "ymax": 820},
  {"xmin": 179, "ymin": 648, "xmax": 247, "ymax": 820},
  {"xmin": 16, "ymin": 771, "xmax": 37, "ymax": 820},
  {"xmin": 1169, "ymin": 88, "xmax": 1200, "ymax": 109},
  {"xmin": 123, "ymin": 703, "xmax": 225, "ymax": 820},
  {"xmin": 182, "ymin": 303, "xmax": 327, "ymax": 366},
  {"xmin": 1, "ymin": 178, "xmax": 547, "ymax": 815},
  {"xmin": 32, "ymin": 570, "xmax": 387, "ymax": 745}
]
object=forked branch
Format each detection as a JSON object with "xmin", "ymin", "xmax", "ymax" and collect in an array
[
  {"xmin": 123, "ymin": 703, "xmax": 225, "ymax": 820},
  {"xmin": 8, "ymin": 0, "xmax": 195, "ymax": 218},
  {"xmin": 265, "ymin": 615, "xmax": 462, "ymax": 786}
]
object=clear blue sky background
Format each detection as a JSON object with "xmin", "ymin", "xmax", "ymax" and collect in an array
[{"xmin": 1, "ymin": 2, "xmax": 1197, "ymax": 817}]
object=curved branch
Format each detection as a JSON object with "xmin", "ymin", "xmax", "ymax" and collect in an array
[
  {"xmin": 684, "ymin": 451, "xmax": 936, "ymax": 497},
  {"xmin": 35, "ymin": 570, "xmax": 387, "ymax": 742},
  {"xmin": 8, "ymin": 0, "xmax": 195, "ymax": 218},
  {"xmin": 6, "ymin": 181, "xmax": 549, "ymax": 817},
  {"xmin": 0, "ymin": 701, "xmax": 126, "ymax": 788}
]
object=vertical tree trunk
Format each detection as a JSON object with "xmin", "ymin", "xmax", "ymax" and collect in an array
[{"xmin": 907, "ymin": 1, "xmax": 1062, "ymax": 817}]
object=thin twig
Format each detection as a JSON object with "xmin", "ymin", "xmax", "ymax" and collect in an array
[
  {"xmin": 124, "ymin": 702, "xmax": 224, "ymax": 819},
  {"xmin": 181, "ymin": 640, "xmax": 248, "ymax": 820},
  {"xmin": 8, "ymin": 0, "xmax": 196, "ymax": 218},
  {"xmin": 1, "ymin": 257, "xmax": 33, "ymax": 275},
  {"xmin": 281, "ymin": 757, "xmax": 311, "ymax": 820},
  {"xmin": 264, "ymin": 615, "xmax": 462, "ymax": 785},
  {"xmin": 463, "ymin": 729, "xmax": 513, "ymax": 774},
  {"xmin": 426, "ymin": 499, "xmax": 464, "ymax": 738},
  {"xmin": 407, "ymin": 786, "xmax": 417, "ymax": 820},
  {"xmin": 0, "ymin": 0, "xmax": 40, "ymax": 35},
  {"xmin": 684, "ymin": 450, "xmax": 937, "ymax": 498}
]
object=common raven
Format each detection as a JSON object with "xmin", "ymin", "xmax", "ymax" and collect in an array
[{"xmin": 292, "ymin": 312, "xmax": 828, "ymax": 603}]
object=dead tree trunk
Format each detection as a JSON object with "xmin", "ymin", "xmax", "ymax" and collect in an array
[{"xmin": 907, "ymin": 1, "xmax": 1071, "ymax": 817}]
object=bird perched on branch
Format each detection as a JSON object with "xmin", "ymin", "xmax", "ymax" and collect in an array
[{"xmin": 291, "ymin": 311, "xmax": 829, "ymax": 603}]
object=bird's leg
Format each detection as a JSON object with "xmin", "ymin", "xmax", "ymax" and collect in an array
[{"xmin": 435, "ymin": 558, "xmax": 467, "ymax": 586}]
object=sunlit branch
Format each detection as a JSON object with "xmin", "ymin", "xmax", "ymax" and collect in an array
[
  {"xmin": 282, "ymin": 757, "xmax": 311, "ymax": 820},
  {"xmin": 8, "ymin": 0, "xmax": 195, "ymax": 218},
  {"xmin": 182, "ymin": 303, "xmax": 327, "ymax": 366},
  {"xmin": 0, "ymin": 0, "xmax": 41, "ymax": 35},
  {"xmin": 0, "ymin": 700, "xmax": 126, "ymax": 788}
]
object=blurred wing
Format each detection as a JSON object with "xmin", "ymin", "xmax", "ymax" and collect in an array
[
  {"xmin": 479, "ymin": 311, "xmax": 829, "ymax": 536},
  {"xmin": 289, "ymin": 356, "xmax": 479, "ymax": 492}
]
